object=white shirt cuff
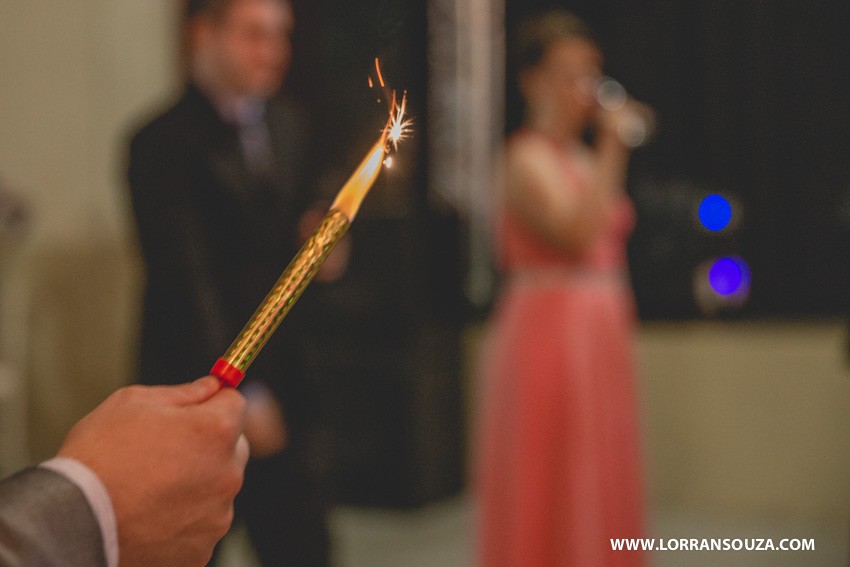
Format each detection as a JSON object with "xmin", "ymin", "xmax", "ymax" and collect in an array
[{"xmin": 40, "ymin": 457, "xmax": 119, "ymax": 567}]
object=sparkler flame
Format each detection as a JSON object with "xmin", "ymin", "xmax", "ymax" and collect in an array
[
  {"xmin": 330, "ymin": 134, "xmax": 387, "ymax": 220},
  {"xmin": 331, "ymin": 60, "xmax": 411, "ymax": 220}
]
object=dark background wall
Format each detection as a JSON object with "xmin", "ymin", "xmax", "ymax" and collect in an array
[{"xmin": 506, "ymin": 0, "xmax": 850, "ymax": 318}]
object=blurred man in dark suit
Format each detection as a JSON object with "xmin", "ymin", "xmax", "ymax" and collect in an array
[{"xmin": 128, "ymin": 0, "xmax": 332, "ymax": 564}]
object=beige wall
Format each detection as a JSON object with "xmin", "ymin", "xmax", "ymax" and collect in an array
[
  {"xmin": 639, "ymin": 321, "xmax": 850, "ymax": 523},
  {"xmin": 0, "ymin": 0, "xmax": 178, "ymax": 244},
  {"xmin": 0, "ymin": 1, "xmax": 179, "ymax": 466}
]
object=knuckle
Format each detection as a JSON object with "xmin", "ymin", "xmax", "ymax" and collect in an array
[
  {"xmin": 206, "ymin": 412, "xmax": 235, "ymax": 439},
  {"xmin": 220, "ymin": 466, "xmax": 245, "ymax": 497},
  {"xmin": 224, "ymin": 504, "xmax": 235, "ymax": 528},
  {"xmin": 113, "ymin": 384, "xmax": 143, "ymax": 403},
  {"xmin": 212, "ymin": 505, "xmax": 235, "ymax": 540},
  {"xmin": 223, "ymin": 389, "xmax": 247, "ymax": 416}
]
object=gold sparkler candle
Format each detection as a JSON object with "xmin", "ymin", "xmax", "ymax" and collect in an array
[{"xmin": 212, "ymin": 92, "xmax": 411, "ymax": 388}]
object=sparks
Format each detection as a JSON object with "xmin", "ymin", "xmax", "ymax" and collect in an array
[
  {"xmin": 374, "ymin": 57, "xmax": 386, "ymax": 88},
  {"xmin": 371, "ymin": 60, "xmax": 413, "ymax": 161},
  {"xmin": 387, "ymin": 91, "xmax": 413, "ymax": 152}
]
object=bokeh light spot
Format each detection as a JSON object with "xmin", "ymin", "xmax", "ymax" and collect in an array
[
  {"xmin": 708, "ymin": 256, "xmax": 750, "ymax": 296},
  {"xmin": 699, "ymin": 194, "xmax": 733, "ymax": 231}
]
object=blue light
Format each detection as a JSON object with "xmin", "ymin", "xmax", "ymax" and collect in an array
[
  {"xmin": 708, "ymin": 256, "xmax": 750, "ymax": 296},
  {"xmin": 698, "ymin": 194, "xmax": 733, "ymax": 231}
]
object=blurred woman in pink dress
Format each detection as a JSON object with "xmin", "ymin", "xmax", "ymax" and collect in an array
[{"xmin": 475, "ymin": 10, "xmax": 649, "ymax": 566}]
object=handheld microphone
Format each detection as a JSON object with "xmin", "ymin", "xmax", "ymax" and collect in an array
[{"xmin": 595, "ymin": 76, "xmax": 655, "ymax": 148}]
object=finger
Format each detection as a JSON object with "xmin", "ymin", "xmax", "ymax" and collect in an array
[
  {"xmin": 235, "ymin": 433, "xmax": 250, "ymax": 471},
  {"xmin": 203, "ymin": 387, "xmax": 248, "ymax": 431},
  {"xmin": 161, "ymin": 376, "xmax": 222, "ymax": 407}
]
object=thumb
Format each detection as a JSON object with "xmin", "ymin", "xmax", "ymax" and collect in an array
[{"xmin": 161, "ymin": 376, "xmax": 222, "ymax": 406}]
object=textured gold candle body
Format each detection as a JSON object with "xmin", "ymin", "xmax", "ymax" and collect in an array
[{"xmin": 213, "ymin": 209, "xmax": 350, "ymax": 386}]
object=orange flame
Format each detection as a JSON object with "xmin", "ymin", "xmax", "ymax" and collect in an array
[
  {"xmin": 330, "ymin": 132, "xmax": 388, "ymax": 220},
  {"xmin": 331, "ymin": 60, "xmax": 412, "ymax": 221}
]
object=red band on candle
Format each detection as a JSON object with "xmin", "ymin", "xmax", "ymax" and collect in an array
[{"xmin": 211, "ymin": 358, "xmax": 245, "ymax": 388}]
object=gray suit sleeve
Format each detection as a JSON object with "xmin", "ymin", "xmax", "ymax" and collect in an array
[{"xmin": 0, "ymin": 467, "xmax": 106, "ymax": 567}]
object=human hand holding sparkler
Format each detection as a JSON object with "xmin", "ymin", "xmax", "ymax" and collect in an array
[{"xmin": 56, "ymin": 377, "xmax": 248, "ymax": 565}]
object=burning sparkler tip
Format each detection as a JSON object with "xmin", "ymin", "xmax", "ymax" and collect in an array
[{"xmin": 386, "ymin": 90, "xmax": 413, "ymax": 152}]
